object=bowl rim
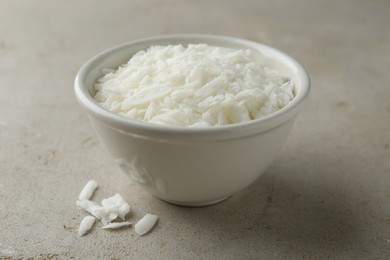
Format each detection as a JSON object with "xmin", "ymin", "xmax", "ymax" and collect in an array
[{"xmin": 74, "ymin": 34, "xmax": 310, "ymax": 141}]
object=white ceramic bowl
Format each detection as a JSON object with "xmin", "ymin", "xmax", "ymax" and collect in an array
[{"xmin": 74, "ymin": 34, "xmax": 310, "ymax": 206}]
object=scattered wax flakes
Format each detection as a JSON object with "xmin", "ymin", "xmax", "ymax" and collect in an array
[{"xmin": 75, "ymin": 180, "xmax": 158, "ymax": 237}]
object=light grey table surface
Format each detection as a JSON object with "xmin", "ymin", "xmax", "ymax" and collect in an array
[{"xmin": 1, "ymin": 1, "xmax": 389, "ymax": 259}]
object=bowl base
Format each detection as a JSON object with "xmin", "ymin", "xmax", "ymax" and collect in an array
[{"xmin": 157, "ymin": 196, "xmax": 230, "ymax": 207}]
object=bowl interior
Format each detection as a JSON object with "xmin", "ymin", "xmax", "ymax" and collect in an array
[{"xmin": 75, "ymin": 34, "xmax": 310, "ymax": 141}]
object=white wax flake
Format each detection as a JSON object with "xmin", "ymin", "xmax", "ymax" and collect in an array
[
  {"xmin": 101, "ymin": 193, "xmax": 131, "ymax": 220},
  {"xmin": 134, "ymin": 214, "xmax": 158, "ymax": 236},
  {"xmin": 94, "ymin": 44, "xmax": 295, "ymax": 127},
  {"xmin": 78, "ymin": 216, "xmax": 96, "ymax": 236},
  {"xmin": 76, "ymin": 199, "xmax": 105, "ymax": 219},
  {"xmin": 102, "ymin": 221, "xmax": 132, "ymax": 230},
  {"xmin": 78, "ymin": 180, "xmax": 98, "ymax": 200}
]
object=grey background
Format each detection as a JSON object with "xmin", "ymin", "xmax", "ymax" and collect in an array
[{"xmin": 0, "ymin": 0, "xmax": 389, "ymax": 259}]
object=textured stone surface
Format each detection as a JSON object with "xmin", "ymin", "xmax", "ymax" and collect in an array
[{"xmin": 1, "ymin": 0, "xmax": 389, "ymax": 259}]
